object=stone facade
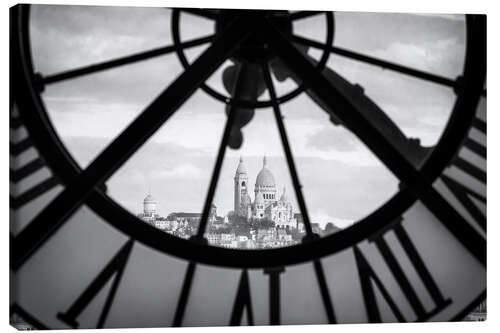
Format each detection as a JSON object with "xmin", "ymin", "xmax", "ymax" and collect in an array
[{"xmin": 234, "ymin": 156, "xmax": 296, "ymax": 228}]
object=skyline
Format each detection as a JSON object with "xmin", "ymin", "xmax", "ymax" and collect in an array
[
  {"xmin": 134, "ymin": 155, "xmax": 357, "ymax": 228},
  {"xmin": 30, "ymin": 6, "xmax": 466, "ymax": 229}
]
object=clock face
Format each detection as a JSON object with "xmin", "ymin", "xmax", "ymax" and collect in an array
[{"xmin": 10, "ymin": 4, "xmax": 486, "ymax": 329}]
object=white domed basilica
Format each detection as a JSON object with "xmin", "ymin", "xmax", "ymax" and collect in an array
[{"xmin": 234, "ymin": 156, "xmax": 295, "ymax": 228}]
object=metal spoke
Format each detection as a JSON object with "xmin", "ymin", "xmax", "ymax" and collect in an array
[
  {"xmin": 292, "ymin": 34, "xmax": 459, "ymax": 89},
  {"xmin": 261, "ymin": 62, "xmax": 314, "ymax": 236},
  {"xmin": 289, "ymin": 11, "xmax": 323, "ymax": 21},
  {"xmin": 11, "ymin": 17, "xmax": 251, "ymax": 271},
  {"xmin": 195, "ymin": 91, "xmax": 241, "ymax": 238},
  {"xmin": 179, "ymin": 8, "xmax": 219, "ymax": 20},
  {"xmin": 260, "ymin": 17, "xmax": 486, "ymax": 266},
  {"xmin": 38, "ymin": 35, "xmax": 215, "ymax": 86}
]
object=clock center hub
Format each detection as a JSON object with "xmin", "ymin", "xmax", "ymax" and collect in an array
[{"xmin": 215, "ymin": 10, "xmax": 293, "ymax": 63}]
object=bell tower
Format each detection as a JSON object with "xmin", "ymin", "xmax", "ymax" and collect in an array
[{"xmin": 234, "ymin": 156, "xmax": 248, "ymax": 216}]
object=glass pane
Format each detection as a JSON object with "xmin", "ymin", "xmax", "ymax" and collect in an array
[
  {"xmin": 26, "ymin": 6, "xmax": 470, "ymax": 251},
  {"xmin": 208, "ymin": 107, "xmax": 304, "ymax": 249},
  {"xmin": 333, "ymin": 12, "xmax": 466, "ymax": 78},
  {"xmin": 106, "ymin": 90, "xmax": 225, "ymax": 238},
  {"xmin": 30, "ymin": 5, "xmax": 173, "ymax": 74},
  {"xmin": 30, "ymin": 6, "xmax": 185, "ymax": 167},
  {"xmin": 324, "ymin": 54, "xmax": 457, "ymax": 146},
  {"xmin": 282, "ymin": 92, "xmax": 398, "ymax": 234}
]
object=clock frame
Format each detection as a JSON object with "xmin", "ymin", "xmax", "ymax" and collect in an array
[{"xmin": 10, "ymin": 4, "xmax": 486, "ymax": 328}]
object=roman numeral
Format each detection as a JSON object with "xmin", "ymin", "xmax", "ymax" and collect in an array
[
  {"xmin": 441, "ymin": 174, "xmax": 485, "ymax": 231},
  {"xmin": 301, "ymin": 235, "xmax": 337, "ymax": 323},
  {"xmin": 10, "ymin": 137, "xmax": 33, "ymax": 156},
  {"xmin": 10, "ymin": 303, "xmax": 49, "ymax": 330},
  {"xmin": 452, "ymin": 155, "xmax": 486, "ymax": 184},
  {"xmin": 472, "ymin": 117, "xmax": 486, "ymax": 134},
  {"xmin": 10, "ymin": 115, "xmax": 60, "ymax": 210},
  {"xmin": 438, "ymin": 116, "xmax": 486, "ymax": 231},
  {"xmin": 264, "ymin": 266, "xmax": 285, "ymax": 325},
  {"xmin": 57, "ymin": 240, "xmax": 134, "ymax": 328},
  {"xmin": 172, "ymin": 262, "xmax": 197, "ymax": 327},
  {"xmin": 463, "ymin": 136, "xmax": 486, "ymax": 159},
  {"xmin": 174, "ymin": 265, "xmax": 285, "ymax": 327},
  {"xmin": 355, "ymin": 218, "xmax": 451, "ymax": 322},
  {"xmin": 10, "ymin": 158, "xmax": 45, "ymax": 183},
  {"xmin": 229, "ymin": 270, "xmax": 254, "ymax": 325},
  {"xmin": 313, "ymin": 259, "xmax": 337, "ymax": 323},
  {"xmin": 10, "ymin": 115, "xmax": 23, "ymax": 130},
  {"xmin": 10, "ymin": 176, "xmax": 59, "ymax": 209}
]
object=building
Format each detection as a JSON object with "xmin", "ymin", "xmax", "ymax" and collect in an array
[
  {"xmin": 234, "ymin": 156, "xmax": 296, "ymax": 228},
  {"xmin": 136, "ymin": 191, "xmax": 228, "ymax": 237},
  {"xmin": 137, "ymin": 192, "xmax": 158, "ymax": 225},
  {"xmin": 137, "ymin": 193, "xmax": 194, "ymax": 234},
  {"xmin": 134, "ymin": 161, "xmax": 341, "ymax": 250}
]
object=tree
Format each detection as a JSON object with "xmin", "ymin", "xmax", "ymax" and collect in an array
[
  {"xmin": 229, "ymin": 214, "xmax": 248, "ymax": 226},
  {"xmin": 250, "ymin": 218, "xmax": 275, "ymax": 230}
]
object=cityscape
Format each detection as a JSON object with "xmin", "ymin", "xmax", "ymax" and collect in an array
[{"xmin": 137, "ymin": 156, "xmax": 342, "ymax": 249}]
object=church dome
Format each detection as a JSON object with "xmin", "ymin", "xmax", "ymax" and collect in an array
[
  {"xmin": 255, "ymin": 156, "xmax": 276, "ymax": 187},
  {"xmin": 235, "ymin": 156, "xmax": 247, "ymax": 175},
  {"xmin": 144, "ymin": 194, "xmax": 157, "ymax": 204},
  {"xmin": 254, "ymin": 191, "xmax": 265, "ymax": 206}
]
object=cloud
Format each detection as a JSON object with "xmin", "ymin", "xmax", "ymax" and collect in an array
[
  {"xmin": 370, "ymin": 37, "xmax": 465, "ymax": 78},
  {"xmin": 30, "ymin": 5, "xmax": 175, "ymax": 74},
  {"xmin": 157, "ymin": 164, "xmax": 203, "ymax": 179},
  {"xmin": 35, "ymin": 6, "xmax": 465, "ymax": 158},
  {"xmin": 55, "ymin": 133, "xmax": 398, "ymax": 228},
  {"xmin": 306, "ymin": 126, "xmax": 359, "ymax": 152},
  {"xmin": 324, "ymin": 54, "xmax": 457, "ymax": 146},
  {"xmin": 30, "ymin": 7, "xmax": 463, "ymax": 228},
  {"xmin": 334, "ymin": 12, "xmax": 465, "ymax": 53}
]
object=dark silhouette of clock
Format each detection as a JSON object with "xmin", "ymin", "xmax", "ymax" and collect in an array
[{"xmin": 10, "ymin": 5, "xmax": 486, "ymax": 328}]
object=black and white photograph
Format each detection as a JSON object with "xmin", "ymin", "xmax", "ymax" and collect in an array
[{"xmin": 8, "ymin": 0, "xmax": 488, "ymax": 330}]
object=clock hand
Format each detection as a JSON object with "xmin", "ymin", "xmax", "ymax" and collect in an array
[{"xmin": 222, "ymin": 62, "xmax": 266, "ymax": 149}]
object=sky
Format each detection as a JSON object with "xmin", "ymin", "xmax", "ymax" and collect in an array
[{"xmin": 29, "ymin": 5, "xmax": 466, "ymax": 228}]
